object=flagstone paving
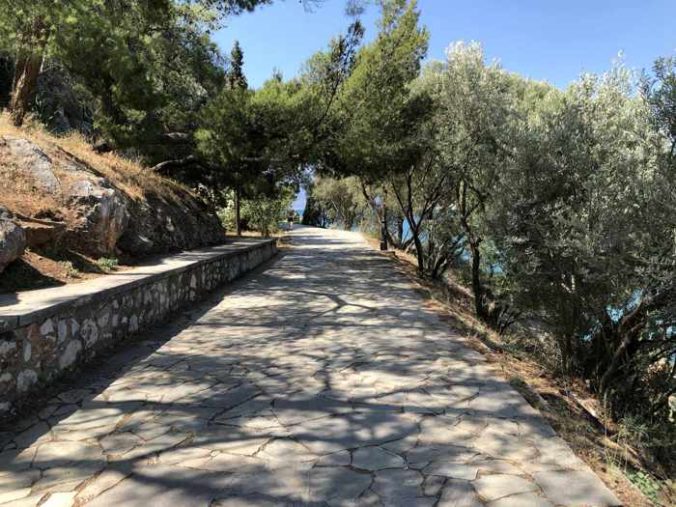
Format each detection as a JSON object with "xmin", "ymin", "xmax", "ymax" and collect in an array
[{"xmin": 0, "ymin": 226, "xmax": 621, "ymax": 506}]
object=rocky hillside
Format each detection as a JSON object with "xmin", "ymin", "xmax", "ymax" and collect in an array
[{"xmin": 0, "ymin": 115, "xmax": 225, "ymax": 288}]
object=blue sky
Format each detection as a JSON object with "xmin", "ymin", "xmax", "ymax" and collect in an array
[
  {"xmin": 215, "ymin": 0, "xmax": 675, "ymax": 89},
  {"xmin": 214, "ymin": 0, "xmax": 675, "ymax": 210}
]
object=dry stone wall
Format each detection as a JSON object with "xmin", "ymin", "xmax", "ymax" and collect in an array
[{"xmin": 0, "ymin": 238, "xmax": 277, "ymax": 418}]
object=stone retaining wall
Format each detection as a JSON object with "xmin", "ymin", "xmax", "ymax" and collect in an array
[{"xmin": 0, "ymin": 238, "xmax": 277, "ymax": 417}]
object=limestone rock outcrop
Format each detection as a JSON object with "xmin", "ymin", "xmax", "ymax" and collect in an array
[
  {"xmin": 61, "ymin": 162, "xmax": 129, "ymax": 256},
  {"xmin": 0, "ymin": 136, "xmax": 224, "ymax": 259},
  {"xmin": 17, "ymin": 218, "xmax": 66, "ymax": 249},
  {"xmin": 118, "ymin": 193, "xmax": 224, "ymax": 255},
  {"xmin": 0, "ymin": 207, "xmax": 26, "ymax": 273},
  {"xmin": 1, "ymin": 136, "xmax": 128, "ymax": 256},
  {"xmin": 2, "ymin": 136, "xmax": 61, "ymax": 193}
]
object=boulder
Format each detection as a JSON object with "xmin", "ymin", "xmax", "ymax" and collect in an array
[
  {"xmin": 0, "ymin": 207, "xmax": 26, "ymax": 273},
  {"xmin": 63, "ymin": 176, "xmax": 129, "ymax": 256},
  {"xmin": 118, "ymin": 192, "xmax": 223, "ymax": 256},
  {"xmin": 1, "ymin": 136, "xmax": 61, "ymax": 193},
  {"xmin": 18, "ymin": 218, "xmax": 66, "ymax": 249},
  {"xmin": 35, "ymin": 66, "xmax": 93, "ymax": 135}
]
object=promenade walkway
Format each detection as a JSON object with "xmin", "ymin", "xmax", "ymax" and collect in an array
[{"xmin": 0, "ymin": 226, "xmax": 619, "ymax": 506}]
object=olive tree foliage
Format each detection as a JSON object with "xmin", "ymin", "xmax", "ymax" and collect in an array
[
  {"xmin": 346, "ymin": 34, "xmax": 674, "ymax": 430},
  {"xmin": 399, "ymin": 43, "xmax": 522, "ymax": 327},
  {"xmin": 305, "ymin": 175, "xmax": 413, "ymax": 244},
  {"xmin": 488, "ymin": 62, "xmax": 676, "ymax": 423},
  {"xmin": 312, "ymin": 176, "xmax": 365, "ymax": 228},
  {"xmin": 644, "ymin": 57, "xmax": 676, "ymax": 157}
]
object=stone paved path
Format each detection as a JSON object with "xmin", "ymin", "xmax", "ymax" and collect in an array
[{"xmin": 0, "ymin": 227, "xmax": 621, "ymax": 506}]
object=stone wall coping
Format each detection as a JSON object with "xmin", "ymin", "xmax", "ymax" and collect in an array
[{"xmin": 0, "ymin": 238, "xmax": 276, "ymax": 329}]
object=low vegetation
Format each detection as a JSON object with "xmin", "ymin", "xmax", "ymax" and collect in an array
[{"xmin": 96, "ymin": 256, "xmax": 119, "ymax": 272}]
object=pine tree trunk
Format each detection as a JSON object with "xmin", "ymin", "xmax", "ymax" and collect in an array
[
  {"xmin": 235, "ymin": 186, "xmax": 242, "ymax": 236},
  {"xmin": 9, "ymin": 52, "xmax": 43, "ymax": 127}
]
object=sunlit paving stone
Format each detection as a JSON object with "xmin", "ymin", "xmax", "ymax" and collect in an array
[
  {"xmin": 0, "ymin": 227, "xmax": 621, "ymax": 506},
  {"xmin": 473, "ymin": 474, "xmax": 538, "ymax": 502}
]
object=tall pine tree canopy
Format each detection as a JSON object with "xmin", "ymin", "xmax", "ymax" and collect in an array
[{"xmin": 0, "ymin": 0, "xmax": 275, "ymax": 135}]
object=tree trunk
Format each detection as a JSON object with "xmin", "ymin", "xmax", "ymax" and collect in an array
[
  {"xmin": 9, "ymin": 52, "xmax": 43, "ymax": 126},
  {"xmin": 380, "ymin": 201, "xmax": 389, "ymax": 250},
  {"xmin": 559, "ymin": 334, "xmax": 575, "ymax": 373},
  {"xmin": 100, "ymin": 76, "xmax": 125, "ymax": 126},
  {"xmin": 458, "ymin": 180, "xmax": 487, "ymax": 321},
  {"xmin": 598, "ymin": 323, "xmax": 642, "ymax": 395},
  {"xmin": 235, "ymin": 186, "xmax": 242, "ymax": 236},
  {"xmin": 396, "ymin": 215, "xmax": 404, "ymax": 247},
  {"xmin": 150, "ymin": 155, "xmax": 199, "ymax": 173},
  {"xmin": 406, "ymin": 216, "xmax": 425, "ymax": 275},
  {"xmin": 468, "ymin": 238, "xmax": 486, "ymax": 319},
  {"xmin": 412, "ymin": 231, "xmax": 424, "ymax": 274}
]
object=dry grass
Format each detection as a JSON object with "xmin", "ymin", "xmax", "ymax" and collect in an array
[
  {"xmin": 0, "ymin": 151, "xmax": 63, "ymax": 218},
  {"xmin": 362, "ymin": 234, "xmax": 664, "ymax": 506},
  {"xmin": 0, "ymin": 113, "xmax": 193, "ymax": 203}
]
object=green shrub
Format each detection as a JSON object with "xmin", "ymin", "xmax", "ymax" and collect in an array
[
  {"xmin": 217, "ymin": 186, "xmax": 295, "ymax": 237},
  {"xmin": 97, "ymin": 257, "xmax": 118, "ymax": 272},
  {"xmin": 59, "ymin": 260, "xmax": 79, "ymax": 278}
]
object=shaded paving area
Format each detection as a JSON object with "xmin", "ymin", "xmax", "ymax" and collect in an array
[{"xmin": 0, "ymin": 226, "xmax": 620, "ymax": 506}]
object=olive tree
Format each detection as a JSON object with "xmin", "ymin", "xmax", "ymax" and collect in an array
[
  {"xmin": 491, "ymin": 62, "xmax": 676, "ymax": 421},
  {"xmin": 416, "ymin": 42, "xmax": 520, "ymax": 321}
]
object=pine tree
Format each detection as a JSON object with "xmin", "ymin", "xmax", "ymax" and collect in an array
[{"xmin": 227, "ymin": 41, "xmax": 248, "ymax": 90}]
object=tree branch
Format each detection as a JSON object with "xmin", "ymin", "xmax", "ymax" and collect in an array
[{"xmin": 150, "ymin": 154, "xmax": 200, "ymax": 173}]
